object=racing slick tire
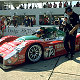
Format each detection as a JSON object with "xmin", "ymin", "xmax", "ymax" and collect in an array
[{"xmin": 25, "ymin": 43, "xmax": 43, "ymax": 63}]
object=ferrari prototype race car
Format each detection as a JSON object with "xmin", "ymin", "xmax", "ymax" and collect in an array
[{"xmin": 0, "ymin": 26, "xmax": 80, "ymax": 69}]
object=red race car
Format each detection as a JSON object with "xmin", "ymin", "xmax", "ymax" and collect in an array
[{"xmin": 0, "ymin": 26, "xmax": 80, "ymax": 69}]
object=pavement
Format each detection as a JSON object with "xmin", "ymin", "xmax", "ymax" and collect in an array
[{"xmin": 0, "ymin": 51, "xmax": 80, "ymax": 80}]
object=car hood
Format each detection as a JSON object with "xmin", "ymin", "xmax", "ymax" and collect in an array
[
  {"xmin": 0, "ymin": 40, "xmax": 23, "ymax": 58},
  {"xmin": 0, "ymin": 35, "xmax": 40, "ymax": 58}
]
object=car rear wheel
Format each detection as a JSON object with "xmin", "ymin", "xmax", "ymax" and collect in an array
[{"xmin": 26, "ymin": 44, "xmax": 43, "ymax": 63}]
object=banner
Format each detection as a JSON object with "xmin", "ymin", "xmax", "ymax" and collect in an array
[{"xmin": 4, "ymin": 26, "xmax": 40, "ymax": 37}]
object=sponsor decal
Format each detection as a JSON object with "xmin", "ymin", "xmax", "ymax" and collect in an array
[
  {"xmin": 19, "ymin": 54, "xmax": 25, "ymax": 59},
  {"xmin": 18, "ymin": 60, "xmax": 24, "ymax": 63},
  {"xmin": 8, "ymin": 43, "xmax": 15, "ymax": 46},
  {"xmin": 44, "ymin": 46, "xmax": 55, "ymax": 58},
  {"xmin": 55, "ymin": 43, "xmax": 65, "ymax": 52}
]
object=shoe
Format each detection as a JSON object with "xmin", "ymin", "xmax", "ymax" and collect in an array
[
  {"xmin": 68, "ymin": 55, "xmax": 74, "ymax": 60},
  {"xmin": 65, "ymin": 52, "xmax": 70, "ymax": 58}
]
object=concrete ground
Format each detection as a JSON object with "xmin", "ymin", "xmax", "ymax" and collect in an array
[{"xmin": 0, "ymin": 51, "xmax": 80, "ymax": 80}]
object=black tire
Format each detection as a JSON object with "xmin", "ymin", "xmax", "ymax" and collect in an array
[{"xmin": 25, "ymin": 43, "xmax": 43, "ymax": 63}]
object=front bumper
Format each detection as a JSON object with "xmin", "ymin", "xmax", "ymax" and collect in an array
[
  {"xmin": 0, "ymin": 56, "xmax": 12, "ymax": 69},
  {"xmin": 0, "ymin": 63, "xmax": 13, "ymax": 69},
  {"xmin": 0, "ymin": 55, "xmax": 19, "ymax": 69}
]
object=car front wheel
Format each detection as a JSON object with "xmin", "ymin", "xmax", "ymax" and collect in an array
[{"xmin": 26, "ymin": 44, "xmax": 43, "ymax": 63}]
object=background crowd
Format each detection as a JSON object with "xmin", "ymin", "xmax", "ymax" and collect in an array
[
  {"xmin": 0, "ymin": 1, "xmax": 80, "ymax": 10},
  {"xmin": 0, "ymin": 15, "xmax": 63, "ymax": 28},
  {"xmin": 0, "ymin": 16, "xmax": 36, "ymax": 27},
  {"xmin": 0, "ymin": 1, "xmax": 80, "ymax": 28}
]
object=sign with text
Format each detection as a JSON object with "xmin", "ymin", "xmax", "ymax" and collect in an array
[{"xmin": 4, "ymin": 26, "xmax": 40, "ymax": 37}]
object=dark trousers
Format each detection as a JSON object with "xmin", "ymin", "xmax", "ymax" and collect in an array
[{"xmin": 64, "ymin": 34, "xmax": 76, "ymax": 56}]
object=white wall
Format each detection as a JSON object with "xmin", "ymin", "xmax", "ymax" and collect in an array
[{"xmin": 0, "ymin": 7, "xmax": 80, "ymax": 16}]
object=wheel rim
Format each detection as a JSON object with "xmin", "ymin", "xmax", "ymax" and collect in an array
[{"xmin": 28, "ymin": 44, "xmax": 42, "ymax": 62}]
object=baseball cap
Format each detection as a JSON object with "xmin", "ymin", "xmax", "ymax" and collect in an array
[{"xmin": 65, "ymin": 6, "xmax": 72, "ymax": 13}]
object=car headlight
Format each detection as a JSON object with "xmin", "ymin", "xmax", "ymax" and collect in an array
[
  {"xmin": 7, "ymin": 58, "xmax": 12, "ymax": 64},
  {"xmin": 13, "ymin": 54, "xmax": 18, "ymax": 58}
]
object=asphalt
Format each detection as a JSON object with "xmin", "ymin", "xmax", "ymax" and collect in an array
[{"xmin": 0, "ymin": 51, "xmax": 80, "ymax": 80}]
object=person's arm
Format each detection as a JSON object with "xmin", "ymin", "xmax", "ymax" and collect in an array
[
  {"xmin": 69, "ymin": 24, "xmax": 79, "ymax": 35},
  {"xmin": 8, "ymin": 22, "xmax": 11, "ymax": 28},
  {"xmin": 69, "ymin": 14, "xmax": 79, "ymax": 35}
]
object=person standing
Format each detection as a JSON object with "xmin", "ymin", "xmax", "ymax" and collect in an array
[
  {"xmin": 30, "ymin": 17, "xmax": 33, "ymax": 27},
  {"xmin": 0, "ymin": 16, "xmax": 6, "ymax": 37},
  {"xmin": 59, "ymin": 1, "xmax": 62, "ymax": 8},
  {"xmin": 64, "ymin": 6, "xmax": 79, "ymax": 60},
  {"xmin": 7, "ymin": 17, "xmax": 11, "ymax": 28},
  {"xmin": 11, "ymin": 16, "xmax": 17, "ymax": 27},
  {"xmin": 22, "ymin": 16, "xmax": 30, "ymax": 27}
]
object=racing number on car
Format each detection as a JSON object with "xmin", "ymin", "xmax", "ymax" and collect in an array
[{"xmin": 47, "ymin": 46, "xmax": 55, "ymax": 57}]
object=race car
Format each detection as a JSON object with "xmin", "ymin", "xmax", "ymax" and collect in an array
[{"xmin": 0, "ymin": 26, "xmax": 80, "ymax": 69}]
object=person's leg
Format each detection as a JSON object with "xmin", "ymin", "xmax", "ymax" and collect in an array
[
  {"xmin": 69, "ymin": 35, "xmax": 76, "ymax": 59},
  {"xmin": 64, "ymin": 35, "xmax": 70, "ymax": 57},
  {"xmin": 64, "ymin": 35, "xmax": 70, "ymax": 52}
]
